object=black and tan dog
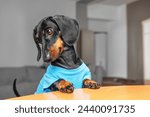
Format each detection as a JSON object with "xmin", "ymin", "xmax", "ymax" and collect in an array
[
  {"xmin": 33, "ymin": 15, "xmax": 100, "ymax": 94},
  {"xmin": 13, "ymin": 15, "xmax": 100, "ymax": 96}
]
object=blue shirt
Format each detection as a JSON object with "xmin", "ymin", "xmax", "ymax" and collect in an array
[{"xmin": 35, "ymin": 62, "xmax": 91, "ymax": 94}]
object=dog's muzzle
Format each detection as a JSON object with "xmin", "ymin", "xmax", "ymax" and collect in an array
[
  {"xmin": 43, "ymin": 49, "xmax": 51, "ymax": 62},
  {"xmin": 42, "ymin": 38, "xmax": 52, "ymax": 62}
]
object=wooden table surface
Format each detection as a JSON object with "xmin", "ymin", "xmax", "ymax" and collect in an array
[{"xmin": 9, "ymin": 85, "xmax": 150, "ymax": 100}]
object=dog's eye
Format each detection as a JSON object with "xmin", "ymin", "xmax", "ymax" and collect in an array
[{"xmin": 46, "ymin": 29, "xmax": 53, "ymax": 35}]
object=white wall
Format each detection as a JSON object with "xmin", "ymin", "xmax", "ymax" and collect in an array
[
  {"xmin": 143, "ymin": 20, "xmax": 150, "ymax": 80},
  {"xmin": 94, "ymin": 33, "xmax": 107, "ymax": 69},
  {"xmin": 87, "ymin": 4, "xmax": 127, "ymax": 78},
  {"xmin": 88, "ymin": 19, "xmax": 108, "ymax": 32},
  {"xmin": 0, "ymin": 0, "xmax": 76, "ymax": 67},
  {"xmin": 87, "ymin": 4, "xmax": 118, "ymax": 20},
  {"xmin": 107, "ymin": 5, "xmax": 127, "ymax": 78}
]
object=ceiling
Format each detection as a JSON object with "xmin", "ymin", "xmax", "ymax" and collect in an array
[
  {"xmin": 70, "ymin": 0, "xmax": 139, "ymax": 5},
  {"xmin": 92, "ymin": 0, "xmax": 139, "ymax": 6}
]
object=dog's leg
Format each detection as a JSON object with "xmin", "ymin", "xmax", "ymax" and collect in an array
[
  {"xmin": 83, "ymin": 79, "xmax": 100, "ymax": 89},
  {"xmin": 50, "ymin": 79, "xmax": 74, "ymax": 93}
]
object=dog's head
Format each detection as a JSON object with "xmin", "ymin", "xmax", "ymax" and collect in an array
[{"xmin": 33, "ymin": 15, "xmax": 80, "ymax": 62}]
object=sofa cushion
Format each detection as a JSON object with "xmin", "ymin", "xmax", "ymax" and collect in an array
[
  {"xmin": 0, "ymin": 67, "xmax": 27, "ymax": 86},
  {"xmin": 0, "ymin": 81, "xmax": 40, "ymax": 99},
  {"xmin": 0, "ymin": 85, "xmax": 16, "ymax": 99},
  {"xmin": 25, "ymin": 66, "xmax": 45, "ymax": 82},
  {"xmin": 15, "ymin": 81, "xmax": 39, "ymax": 96},
  {"xmin": 0, "ymin": 66, "xmax": 45, "ymax": 99}
]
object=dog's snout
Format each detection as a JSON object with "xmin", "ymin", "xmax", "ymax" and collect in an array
[{"xmin": 43, "ymin": 50, "xmax": 51, "ymax": 62}]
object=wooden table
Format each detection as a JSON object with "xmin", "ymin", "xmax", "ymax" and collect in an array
[{"xmin": 9, "ymin": 85, "xmax": 150, "ymax": 100}]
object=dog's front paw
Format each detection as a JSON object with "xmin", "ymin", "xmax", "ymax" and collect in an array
[
  {"xmin": 57, "ymin": 80, "xmax": 74, "ymax": 93},
  {"xmin": 83, "ymin": 79, "xmax": 101, "ymax": 89}
]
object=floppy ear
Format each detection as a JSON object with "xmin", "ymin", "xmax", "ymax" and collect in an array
[
  {"xmin": 33, "ymin": 25, "xmax": 42, "ymax": 61},
  {"xmin": 53, "ymin": 15, "xmax": 80, "ymax": 46}
]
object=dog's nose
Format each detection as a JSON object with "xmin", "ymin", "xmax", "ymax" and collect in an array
[{"xmin": 43, "ymin": 50, "xmax": 51, "ymax": 62}]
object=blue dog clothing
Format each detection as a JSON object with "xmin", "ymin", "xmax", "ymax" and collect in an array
[{"xmin": 35, "ymin": 62, "xmax": 91, "ymax": 94}]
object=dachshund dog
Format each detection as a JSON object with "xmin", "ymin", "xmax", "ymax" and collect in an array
[{"xmin": 33, "ymin": 15, "xmax": 100, "ymax": 94}]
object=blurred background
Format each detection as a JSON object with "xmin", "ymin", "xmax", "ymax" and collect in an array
[{"xmin": 0, "ymin": 0, "xmax": 150, "ymax": 99}]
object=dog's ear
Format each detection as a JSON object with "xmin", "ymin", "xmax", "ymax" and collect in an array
[
  {"xmin": 53, "ymin": 15, "xmax": 80, "ymax": 46},
  {"xmin": 33, "ymin": 25, "xmax": 42, "ymax": 61}
]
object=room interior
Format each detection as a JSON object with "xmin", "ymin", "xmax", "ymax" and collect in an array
[{"xmin": 0, "ymin": 0, "xmax": 150, "ymax": 99}]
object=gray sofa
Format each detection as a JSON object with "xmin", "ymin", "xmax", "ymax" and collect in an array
[{"xmin": 0, "ymin": 66, "xmax": 45, "ymax": 99}]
